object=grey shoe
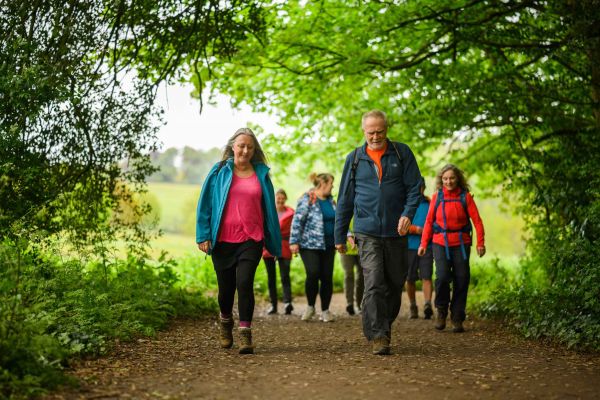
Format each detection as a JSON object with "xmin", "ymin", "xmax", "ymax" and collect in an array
[
  {"xmin": 301, "ymin": 306, "xmax": 315, "ymax": 321},
  {"xmin": 409, "ymin": 304, "xmax": 418, "ymax": 319},
  {"xmin": 320, "ymin": 309, "xmax": 335, "ymax": 322},
  {"xmin": 238, "ymin": 327, "xmax": 254, "ymax": 354},
  {"xmin": 372, "ymin": 336, "xmax": 391, "ymax": 355},
  {"xmin": 219, "ymin": 317, "xmax": 234, "ymax": 349}
]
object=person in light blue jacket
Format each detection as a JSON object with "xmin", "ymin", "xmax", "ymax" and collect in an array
[
  {"xmin": 290, "ymin": 173, "xmax": 336, "ymax": 323},
  {"xmin": 196, "ymin": 128, "xmax": 281, "ymax": 355}
]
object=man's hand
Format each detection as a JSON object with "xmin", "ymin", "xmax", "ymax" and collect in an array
[
  {"xmin": 397, "ymin": 216, "xmax": 411, "ymax": 236},
  {"xmin": 290, "ymin": 244, "xmax": 300, "ymax": 255},
  {"xmin": 336, "ymin": 244, "xmax": 347, "ymax": 254},
  {"xmin": 197, "ymin": 240, "xmax": 211, "ymax": 253},
  {"xmin": 417, "ymin": 246, "xmax": 426, "ymax": 256},
  {"xmin": 477, "ymin": 246, "xmax": 486, "ymax": 257}
]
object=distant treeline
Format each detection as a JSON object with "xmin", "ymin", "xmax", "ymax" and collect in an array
[{"xmin": 149, "ymin": 147, "xmax": 221, "ymax": 184}]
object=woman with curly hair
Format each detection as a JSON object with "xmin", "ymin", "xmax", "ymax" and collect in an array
[{"xmin": 418, "ymin": 164, "xmax": 485, "ymax": 333}]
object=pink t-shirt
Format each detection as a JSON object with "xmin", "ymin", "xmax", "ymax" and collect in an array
[{"xmin": 218, "ymin": 173, "xmax": 264, "ymax": 243}]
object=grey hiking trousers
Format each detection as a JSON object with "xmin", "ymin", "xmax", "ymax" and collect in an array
[{"xmin": 355, "ymin": 233, "xmax": 408, "ymax": 341}]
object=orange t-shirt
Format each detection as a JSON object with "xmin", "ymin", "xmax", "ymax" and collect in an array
[{"xmin": 366, "ymin": 143, "xmax": 388, "ymax": 182}]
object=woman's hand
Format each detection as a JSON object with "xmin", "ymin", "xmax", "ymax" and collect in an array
[
  {"xmin": 289, "ymin": 244, "xmax": 300, "ymax": 255},
  {"xmin": 335, "ymin": 244, "xmax": 347, "ymax": 254},
  {"xmin": 197, "ymin": 241, "xmax": 211, "ymax": 253},
  {"xmin": 417, "ymin": 246, "xmax": 426, "ymax": 257},
  {"xmin": 477, "ymin": 246, "xmax": 486, "ymax": 257}
]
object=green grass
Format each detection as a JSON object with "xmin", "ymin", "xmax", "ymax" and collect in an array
[{"xmin": 148, "ymin": 182, "xmax": 200, "ymax": 235}]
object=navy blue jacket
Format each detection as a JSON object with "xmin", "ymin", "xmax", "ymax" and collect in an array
[{"xmin": 334, "ymin": 140, "xmax": 422, "ymax": 244}]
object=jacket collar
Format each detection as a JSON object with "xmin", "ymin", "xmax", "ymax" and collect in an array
[
  {"xmin": 225, "ymin": 158, "xmax": 270, "ymax": 178},
  {"xmin": 442, "ymin": 187, "xmax": 463, "ymax": 196},
  {"xmin": 359, "ymin": 139, "xmax": 395, "ymax": 157}
]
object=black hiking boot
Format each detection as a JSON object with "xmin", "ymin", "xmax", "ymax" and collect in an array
[
  {"xmin": 452, "ymin": 320, "xmax": 465, "ymax": 333},
  {"xmin": 423, "ymin": 303, "xmax": 433, "ymax": 320},
  {"xmin": 284, "ymin": 302, "xmax": 294, "ymax": 315},
  {"xmin": 346, "ymin": 304, "xmax": 356, "ymax": 316},
  {"xmin": 267, "ymin": 304, "xmax": 277, "ymax": 315}
]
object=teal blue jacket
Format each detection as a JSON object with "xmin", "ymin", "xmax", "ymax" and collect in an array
[{"xmin": 196, "ymin": 159, "xmax": 282, "ymax": 256}]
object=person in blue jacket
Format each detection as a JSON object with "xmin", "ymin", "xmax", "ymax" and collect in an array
[
  {"xmin": 196, "ymin": 128, "xmax": 281, "ymax": 355},
  {"xmin": 405, "ymin": 177, "xmax": 434, "ymax": 320},
  {"xmin": 335, "ymin": 110, "xmax": 422, "ymax": 355},
  {"xmin": 290, "ymin": 172, "xmax": 337, "ymax": 323}
]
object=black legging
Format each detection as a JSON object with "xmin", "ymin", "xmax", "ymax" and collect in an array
[
  {"xmin": 212, "ymin": 240, "xmax": 262, "ymax": 322},
  {"xmin": 264, "ymin": 257, "xmax": 292, "ymax": 305},
  {"xmin": 299, "ymin": 248, "xmax": 336, "ymax": 311}
]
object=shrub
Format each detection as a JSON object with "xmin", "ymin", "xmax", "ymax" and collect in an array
[
  {"xmin": 470, "ymin": 232, "xmax": 600, "ymax": 351},
  {"xmin": 0, "ymin": 240, "xmax": 216, "ymax": 399}
]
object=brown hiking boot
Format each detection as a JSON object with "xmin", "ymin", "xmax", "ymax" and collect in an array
[
  {"xmin": 435, "ymin": 309, "xmax": 447, "ymax": 330},
  {"xmin": 452, "ymin": 320, "xmax": 465, "ymax": 333},
  {"xmin": 372, "ymin": 336, "xmax": 391, "ymax": 355},
  {"xmin": 219, "ymin": 317, "xmax": 234, "ymax": 349},
  {"xmin": 238, "ymin": 327, "xmax": 255, "ymax": 354}
]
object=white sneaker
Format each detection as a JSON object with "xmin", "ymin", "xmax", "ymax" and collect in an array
[
  {"xmin": 320, "ymin": 309, "xmax": 335, "ymax": 322},
  {"xmin": 301, "ymin": 306, "xmax": 315, "ymax": 321}
]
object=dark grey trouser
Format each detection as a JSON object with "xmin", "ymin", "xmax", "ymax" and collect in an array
[
  {"xmin": 355, "ymin": 233, "xmax": 408, "ymax": 341},
  {"xmin": 340, "ymin": 254, "xmax": 364, "ymax": 307}
]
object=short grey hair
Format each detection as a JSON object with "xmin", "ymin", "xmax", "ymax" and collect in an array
[{"xmin": 361, "ymin": 110, "xmax": 388, "ymax": 129}]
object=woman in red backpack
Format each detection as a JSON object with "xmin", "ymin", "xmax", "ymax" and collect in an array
[{"xmin": 418, "ymin": 164, "xmax": 485, "ymax": 333}]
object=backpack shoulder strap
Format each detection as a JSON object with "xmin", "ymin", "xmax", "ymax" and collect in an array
[
  {"xmin": 434, "ymin": 188, "xmax": 444, "ymax": 213},
  {"xmin": 350, "ymin": 147, "xmax": 360, "ymax": 183},
  {"xmin": 391, "ymin": 141, "xmax": 403, "ymax": 164},
  {"xmin": 460, "ymin": 190, "xmax": 469, "ymax": 217}
]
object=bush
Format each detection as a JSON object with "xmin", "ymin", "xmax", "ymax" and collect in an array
[
  {"xmin": 0, "ymin": 240, "xmax": 216, "ymax": 399},
  {"xmin": 469, "ymin": 233, "xmax": 600, "ymax": 351}
]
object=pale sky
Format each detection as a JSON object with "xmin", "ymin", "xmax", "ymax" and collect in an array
[{"xmin": 154, "ymin": 82, "xmax": 283, "ymax": 151}]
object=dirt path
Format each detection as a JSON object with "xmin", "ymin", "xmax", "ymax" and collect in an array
[{"xmin": 46, "ymin": 293, "xmax": 599, "ymax": 400}]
